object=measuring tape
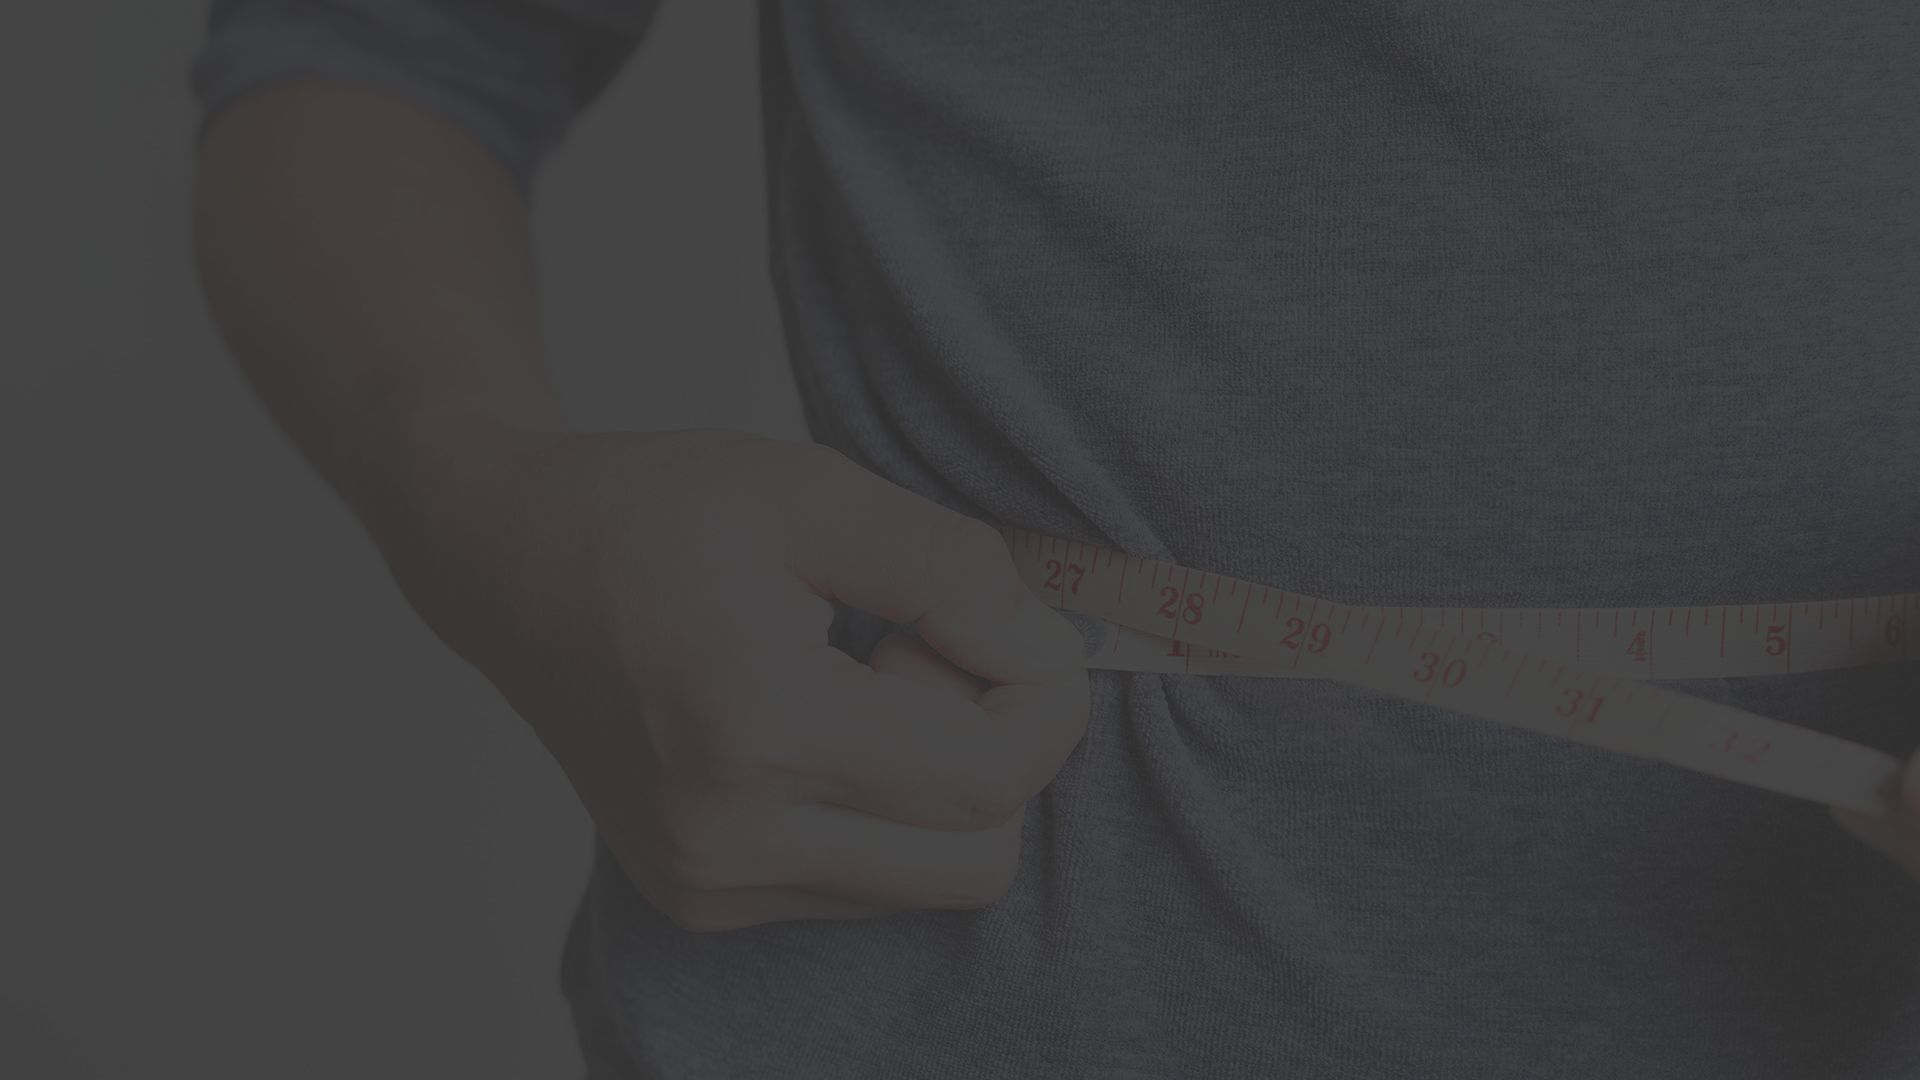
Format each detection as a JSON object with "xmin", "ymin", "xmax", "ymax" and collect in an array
[{"xmin": 1001, "ymin": 527, "xmax": 1914, "ymax": 816}]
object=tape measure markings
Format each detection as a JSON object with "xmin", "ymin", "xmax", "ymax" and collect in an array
[{"xmin": 1002, "ymin": 527, "xmax": 1907, "ymax": 815}]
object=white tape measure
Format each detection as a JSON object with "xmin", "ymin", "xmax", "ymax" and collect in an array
[{"xmin": 1002, "ymin": 527, "xmax": 1911, "ymax": 816}]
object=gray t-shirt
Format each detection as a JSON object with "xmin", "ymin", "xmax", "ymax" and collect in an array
[{"xmin": 195, "ymin": 2, "xmax": 1920, "ymax": 1076}]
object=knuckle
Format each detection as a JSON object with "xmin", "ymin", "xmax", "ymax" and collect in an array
[
  {"xmin": 684, "ymin": 715, "xmax": 753, "ymax": 781},
  {"xmin": 672, "ymin": 688, "xmax": 778, "ymax": 786},
  {"xmin": 665, "ymin": 720, "xmax": 744, "ymax": 789},
  {"xmin": 656, "ymin": 892, "xmax": 752, "ymax": 934}
]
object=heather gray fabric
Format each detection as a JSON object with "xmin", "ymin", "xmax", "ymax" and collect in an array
[
  {"xmin": 195, "ymin": 2, "xmax": 1920, "ymax": 1076},
  {"xmin": 192, "ymin": 0, "xmax": 652, "ymax": 184}
]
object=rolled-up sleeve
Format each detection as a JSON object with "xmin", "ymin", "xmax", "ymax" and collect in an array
[{"xmin": 190, "ymin": 0, "xmax": 659, "ymax": 191}]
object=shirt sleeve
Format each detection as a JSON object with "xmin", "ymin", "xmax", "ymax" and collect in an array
[{"xmin": 190, "ymin": 0, "xmax": 661, "ymax": 192}]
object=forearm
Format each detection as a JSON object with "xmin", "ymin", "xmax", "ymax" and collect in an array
[{"xmin": 191, "ymin": 79, "xmax": 565, "ymax": 536}]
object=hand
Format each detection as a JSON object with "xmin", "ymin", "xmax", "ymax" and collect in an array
[
  {"xmin": 1830, "ymin": 751, "xmax": 1920, "ymax": 884},
  {"xmin": 372, "ymin": 425, "xmax": 1091, "ymax": 931}
]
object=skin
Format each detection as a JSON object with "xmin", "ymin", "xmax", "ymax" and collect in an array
[
  {"xmin": 193, "ymin": 80, "xmax": 1916, "ymax": 931},
  {"xmin": 193, "ymin": 81, "xmax": 1089, "ymax": 931},
  {"xmin": 1831, "ymin": 754, "xmax": 1920, "ymax": 885}
]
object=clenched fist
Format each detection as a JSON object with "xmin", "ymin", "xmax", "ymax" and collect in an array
[{"xmin": 373, "ymin": 426, "xmax": 1091, "ymax": 931}]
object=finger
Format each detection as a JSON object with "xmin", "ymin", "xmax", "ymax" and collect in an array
[
  {"xmin": 630, "ymin": 790, "xmax": 1026, "ymax": 911},
  {"xmin": 765, "ymin": 645, "xmax": 1089, "ymax": 831},
  {"xmin": 1829, "ymin": 750, "xmax": 1920, "ymax": 881},
  {"xmin": 1895, "ymin": 749, "xmax": 1920, "ymax": 829},
  {"xmin": 651, "ymin": 884, "xmax": 901, "ymax": 933},
  {"xmin": 776, "ymin": 455, "xmax": 1085, "ymax": 683},
  {"xmin": 1831, "ymin": 806, "xmax": 1920, "ymax": 882},
  {"xmin": 757, "ymin": 801, "xmax": 1028, "ymax": 911},
  {"xmin": 869, "ymin": 628, "xmax": 989, "ymax": 701}
]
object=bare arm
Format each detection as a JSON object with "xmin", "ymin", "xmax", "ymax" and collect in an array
[
  {"xmin": 190, "ymin": 71, "xmax": 1087, "ymax": 933},
  {"xmin": 192, "ymin": 80, "xmax": 562, "ymax": 538}
]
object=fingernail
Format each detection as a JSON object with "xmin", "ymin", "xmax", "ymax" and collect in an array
[
  {"xmin": 1901, "ymin": 752, "xmax": 1920, "ymax": 815},
  {"xmin": 1058, "ymin": 610, "xmax": 1110, "ymax": 659},
  {"xmin": 1020, "ymin": 598, "xmax": 1091, "ymax": 665}
]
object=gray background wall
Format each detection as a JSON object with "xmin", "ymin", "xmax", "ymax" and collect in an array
[{"xmin": 2, "ymin": 4, "xmax": 797, "ymax": 1076}]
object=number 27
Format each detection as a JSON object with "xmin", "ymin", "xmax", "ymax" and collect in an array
[{"xmin": 1043, "ymin": 559, "xmax": 1084, "ymax": 595}]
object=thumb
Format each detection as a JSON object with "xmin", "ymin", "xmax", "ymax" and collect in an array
[
  {"xmin": 1891, "ymin": 749, "xmax": 1920, "ymax": 829},
  {"xmin": 869, "ymin": 628, "xmax": 991, "ymax": 701},
  {"xmin": 781, "ymin": 465, "xmax": 1085, "ymax": 683},
  {"xmin": 1831, "ymin": 750, "xmax": 1920, "ymax": 842}
]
